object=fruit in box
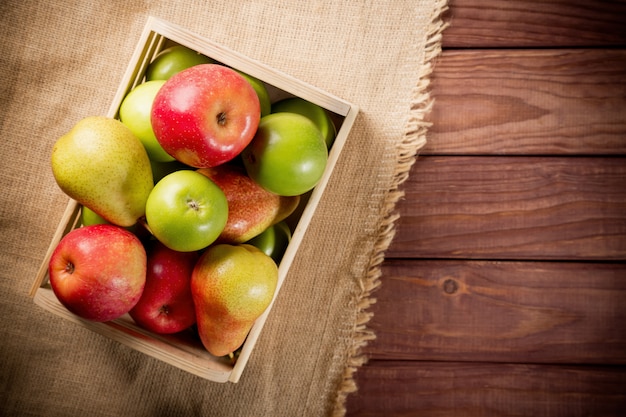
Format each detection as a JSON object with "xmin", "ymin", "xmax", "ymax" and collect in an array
[
  {"xmin": 50, "ymin": 116, "xmax": 154, "ymax": 227},
  {"xmin": 144, "ymin": 169, "xmax": 229, "ymax": 252},
  {"xmin": 242, "ymin": 112, "xmax": 328, "ymax": 196},
  {"xmin": 145, "ymin": 45, "xmax": 213, "ymax": 81},
  {"xmin": 272, "ymin": 97, "xmax": 336, "ymax": 148},
  {"xmin": 197, "ymin": 164, "xmax": 299, "ymax": 243},
  {"xmin": 80, "ymin": 206, "xmax": 110, "ymax": 226},
  {"xmin": 150, "ymin": 159, "xmax": 193, "ymax": 184},
  {"xmin": 48, "ymin": 224, "xmax": 147, "ymax": 322},
  {"xmin": 191, "ymin": 244, "xmax": 278, "ymax": 357},
  {"xmin": 119, "ymin": 80, "xmax": 174, "ymax": 162},
  {"xmin": 129, "ymin": 241, "xmax": 199, "ymax": 334},
  {"xmin": 247, "ymin": 220, "xmax": 292, "ymax": 264},
  {"xmin": 35, "ymin": 18, "xmax": 357, "ymax": 382},
  {"xmin": 236, "ymin": 70, "xmax": 272, "ymax": 117},
  {"xmin": 151, "ymin": 64, "xmax": 261, "ymax": 168}
]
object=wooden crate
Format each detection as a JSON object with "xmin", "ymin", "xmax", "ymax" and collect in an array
[{"xmin": 29, "ymin": 16, "xmax": 358, "ymax": 383}]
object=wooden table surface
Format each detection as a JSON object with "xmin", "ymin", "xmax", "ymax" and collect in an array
[{"xmin": 346, "ymin": 1, "xmax": 626, "ymax": 415}]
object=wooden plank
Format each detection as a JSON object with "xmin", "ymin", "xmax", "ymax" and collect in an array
[
  {"xmin": 364, "ymin": 260, "xmax": 626, "ymax": 363},
  {"xmin": 443, "ymin": 0, "xmax": 626, "ymax": 48},
  {"xmin": 388, "ymin": 156, "xmax": 626, "ymax": 260},
  {"xmin": 424, "ymin": 49, "xmax": 626, "ymax": 155},
  {"xmin": 346, "ymin": 361, "xmax": 626, "ymax": 417}
]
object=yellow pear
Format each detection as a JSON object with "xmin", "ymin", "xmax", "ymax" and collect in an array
[
  {"xmin": 51, "ymin": 116, "xmax": 154, "ymax": 227},
  {"xmin": 191, "ymin": 244, "xmax": 278, "ymax": 357}
]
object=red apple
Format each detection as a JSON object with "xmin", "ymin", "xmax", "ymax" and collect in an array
[
  {"xmin": 48, "ymin": 224, "xmax": 147, "ymax": 322},
  {"xmin": 151, "ymin": 64, "xmax": 260, "ymax": 168},
  {"xmin": 129, "ymin": 241, "xmax": 199, "ymax": 334}
]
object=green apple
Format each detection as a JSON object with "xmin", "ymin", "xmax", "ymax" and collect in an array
[
  {"xmin": 81, "ymin": 203, "xmax": 153, "ymax": 241},
  {"xmin": 80, "ymin": 206, "xmax": 110, "ymax": 226},
  {"xmin": 271, "ymin": 97, "xmax": 336, "ymax": 148},
  {"xmin": 145, "ymin": 45, "xmax": 213, "ymax": 81},
  {"xmin": 119, "ymin": 80, "xmax": 174, "ymax": 162},
  {"xmin": 150, "ymin": 159, "xmax": 193, "ymax": 184},
  {"xmin": 242, "ymin": 113, "xmax": 328, "ymax": 196},
  {"xmin": 246, "ymin": 221, "xmax": 291, "ymax": 263},
  {"xmin": 236, "ymin": 70, "xmax": 271, "ymax": 117},
  {"xmin": 145, "ymin": 170, "xmax": 228, "ymax": 252}
]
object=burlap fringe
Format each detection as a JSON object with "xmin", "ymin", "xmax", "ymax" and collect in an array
[{"xmin": 331, "ymin": 1, "xmax": 449, "ymax": 415}]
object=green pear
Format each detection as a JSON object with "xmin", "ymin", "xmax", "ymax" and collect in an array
[
  {"xmin": 51, "ymin": 116, "xmax": 154, "ymax": 227},
  {"xmin": 191, "ymin": 244, "xmax": 278, "ymax": 357}
]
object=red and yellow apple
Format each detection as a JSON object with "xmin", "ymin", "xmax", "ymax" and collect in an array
[
  {"xmin": 151, "ymin": 64, "xmax": 260, "ymax": 168},
  {"xmin": 48, "ymin": 224, "xmax": 147, "ymax": 322}
]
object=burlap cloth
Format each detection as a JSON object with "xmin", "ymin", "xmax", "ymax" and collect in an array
[{"xmin": 1, "ymin": 1, "xmax": 446, "ymax": 416}]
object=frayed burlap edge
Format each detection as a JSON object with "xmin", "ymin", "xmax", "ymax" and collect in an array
[{"xmin": 330, "ymin": 1, "xmax": 449, "ymax": 415}]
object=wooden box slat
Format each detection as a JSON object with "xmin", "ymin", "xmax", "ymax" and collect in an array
[
  {"xmin": 443, "ymin": 0, "xmax": 626, "ymax": 48},
  {"xmin": 388, "ymin": 156, "xmax": 626, "ymax": 260},
  {"xmin": 346, "ymin": 360, "xmax": 626, "ymax": 417},
  {"xmin": 423, "ymin": 49, "xmax": 626, "ymax": 155},
  {"xmin": 365, "ymin": 260, "xmax": 626, "ymax": 363}
]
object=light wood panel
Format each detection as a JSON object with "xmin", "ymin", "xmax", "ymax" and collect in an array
[
  {"xmin": 424, "ymin": 49, "xmax": 626, "ymax": 155},
  {"xmin": 365, "ymin": 260, "xmax": 626, "ymax": 363},
  {"xmin": 346, "ymin": 361, "xmax": 626, "ymax": 417},
  {"xmin": 442, "ymin": 0, "xmax": 626, "ymax": 48},
  {"xmin": 388, "ymin": 156, "xmax": 626, "ymax": 260}
]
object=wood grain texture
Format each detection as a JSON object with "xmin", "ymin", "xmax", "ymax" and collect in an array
[
  {"xmin": 388, "ymin": 156, "xmax": 626, "ymax": 260},
  {"xmin": 364, "ymin": 260, "xmax": 626, "ymax": 363},
  {"xmin": 442, "ymin": 0, "xmax": 626, "ymax": 48},
  {"xmin": 346, "ymin": 1, "xmax": 626, "ymax": 415},
  {"xmin": 346, "ymin": 361, "xmax": 626, "ymax": 417},
  {"xmin": 424, "ymin": 49, "xmax": 626, "ymax": 155}
]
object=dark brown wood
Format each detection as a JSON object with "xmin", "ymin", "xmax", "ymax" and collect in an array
[
  {"xmin": 442, "ymin": 0, "xmax": 626, "ymax": 48},
  {"xmin": 346, "ymin": 361, "xmax": 626, "ymax": 417},
  {"xmin": 388, "ymin": 156, "xmax": 626, "ymax": 260},
  {"xmin": 364, "ymin": 260, "xmax": 626, "ymax": 363},
  {"xmin": 346, "ymin": 1, "xmax": 626, "ymax": 415},
  {"xmin": 424, "ymin": 49, "xmax": 626, "ymax": 155}
]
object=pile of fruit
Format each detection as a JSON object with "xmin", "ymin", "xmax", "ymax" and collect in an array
[{"xmin": 47, "ymin": 45, "xmax": 336, "ymax": 358}]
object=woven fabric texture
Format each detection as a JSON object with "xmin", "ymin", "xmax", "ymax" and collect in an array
[{"xmin": 0, "ymin": 1, "xmax": 446, "ymax": 416}]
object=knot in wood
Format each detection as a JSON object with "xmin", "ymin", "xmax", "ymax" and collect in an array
[{"xmin": 442, "ymin": 279, "xmax": 459, "ymax": 294}]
